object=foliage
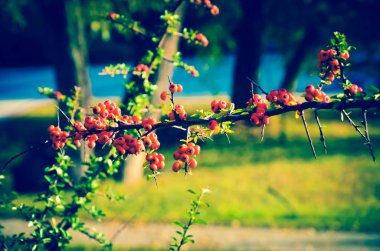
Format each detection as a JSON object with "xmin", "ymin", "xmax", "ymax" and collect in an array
[
  {"xmin": 170, "ymin": 188, "xmax": 210, "ymax": 251},
  {"xmin": 1, "ymin": 2, "xmax": 380, "ymax": 250}
]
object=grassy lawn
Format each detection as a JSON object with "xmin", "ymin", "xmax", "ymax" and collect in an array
[{"xmin": 1, "ymin": 104, "xmax": 380, "ymax": 231}]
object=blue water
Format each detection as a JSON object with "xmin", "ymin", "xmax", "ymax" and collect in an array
[{"xmin": 0, "ymin": 54, "xmax": 371, "ymax": 100}]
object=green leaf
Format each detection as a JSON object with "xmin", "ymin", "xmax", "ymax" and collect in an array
[
  {"xmin": 173, "ymin": 221, "xmax": 183, "ymax": 228},
  {"xmin": 194, "ymin": 219, "xmax": 208, "ymax": 225},
  {"xmin": 187, "ymin": 189, "xmax": 196, "ymax": 194},
  {"xmin": 366, "ymin": 85, "xmax": 380, "ymax": 93}
]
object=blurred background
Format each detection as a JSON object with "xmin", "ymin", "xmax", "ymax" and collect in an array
[{"xmin": 1, "ymin": 0, "xmax": 380, "ymax": 250}]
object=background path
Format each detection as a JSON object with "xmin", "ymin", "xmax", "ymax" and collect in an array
[{"xmin": 1, "ymin": 219, "xmax": 380, "ymax": 250}]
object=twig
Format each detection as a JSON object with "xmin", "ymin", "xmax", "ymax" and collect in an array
[
  {"xmin": 246, "ymin": 77, "xmax": 269, "ymax": 95},
  {"xmin": 224, "ymin": 132, "xmax": 231, "ymax": 144},
  {"xmin": 55, "ymin": 105, "xmax": 75, "ymax": 126},
  {"xmin": 1, "ymin": 140, "xmax": 49, "ymax": 173},
  {"xmin": 300, "ymin": 111, "xmax": 317, "ymax": 159},
  {"xmin": 260, "ymin": 124, "xmax": 265, "ymax": 142},
  {"xmin": 314, "ymin": 110, "xmax": 327, "ymax": 154},
  {"xmin": 341, "ymin": 109, "xmax": 367, "ymax": 141},
  {"xmin": 361, "ymin": 109, "xmax": 376, "ymax": 162}
]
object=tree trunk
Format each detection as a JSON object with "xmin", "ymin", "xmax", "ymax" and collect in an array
[
  {"xmin": 232, "ymin": 0, "xmax": 265, "ymax": 108},
  {"xmin": 122, "ymin": 3, "xmax": 186, "ymax": 185},
  {"xmin": 280, "ymin": 25, "xmax": 317, "ymax": 91},
  {"xmin": 48, "ymin": 0, "xmax": 92, "ymax": 183}
]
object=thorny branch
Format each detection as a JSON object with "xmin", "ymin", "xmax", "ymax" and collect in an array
[
  {"xmin": 314, "ymin": 110, "xmax": 327, "ymax": 154},
  {"xmin": 300, "ymin": 111, "xmax": 317, "ymax": 159},
  {"xmin": 361, "ymin": 109, "xmax": 376, "ymax": 162}
]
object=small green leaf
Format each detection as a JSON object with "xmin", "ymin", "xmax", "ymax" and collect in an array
[
  {"xmin": 366, "ymin": 85, "xmax": 380, "ymax": 93},
  {"xmin": 187, "ymin": 189, "xmax": 196, "ymax": 194},
  {"xmin": 194, "ymin": 219, "xmax": 207, "ymax": 225}
]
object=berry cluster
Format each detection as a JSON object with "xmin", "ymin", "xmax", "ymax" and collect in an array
[
  {"xmin": 247, "ymin": 94, "xmax": 269, "ymax": 127},
  {"xmin": 92, "ymin": 100, "xmax": 121, "ymax": 120},
  {"xmin": 318, "ymin": 49, "xmax": 349, "ymax": 83},
  {"xmin": 210, "ymin": 99, "xmax": 230, "ymax": 113},
  {"xmin": 169, "ymin": 83, "xmax": 183, "ymax": 93},
  {"xmin": 169, "ymin": 104, "xmax": 188, "ymax": 120},
  {"xmin": 83, "ymin": 116, "xmax": 108, "ymax": 130},
  {"xmin": 146, "ymin": 152, "xmax": 165, "ymax": 172},
  {"xmin": 345, "ymin": 83, "xmax": 363, "ymax": 96},
  {"xmin": 142, "ymin": 117, "xmax": 157, "ymax": 131},
  {"xmin": 304, "ymin": 85, "xmax": 330, "ymax": 103},
  {"xmin": 172, "ymin": 143, "xmax": 201, "ymax": 172},
  {"xmin": 192, "ymin": 0, "xmax": 220, "ymax": 15},
  {"xmin": 87, "ymin": 134, "xmax": 99, "ymax": 149},
  {"xmin": 266, "ymin": 88, "xmax": 297, "ymax": 106},
  {"xmin": 48, "ymin": 125, "xmax": 69, "ymax": 150},
  {"xmin": 120, "ymin": 115, "xmax": 141, "ymax": 125},
  {"xmin": 133, "ymin": 64, "xmax": 150, "ymax": 76},
  {"xmin": 143, "ymin": 132, "xmax": 160, "ymax": 150},
  {"xmin": 113, "ymin": 134, "xmax": 144, "ymax": 155},
  {"xmin": 195, "ymin": 33, "xmax": 209, "ymax": 47}
]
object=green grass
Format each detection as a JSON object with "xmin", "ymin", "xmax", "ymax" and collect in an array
[{"xmin": 1, "ymin": 105, "xmax": 380, "ymax": 231}]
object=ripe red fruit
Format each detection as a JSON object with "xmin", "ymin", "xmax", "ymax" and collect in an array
[
  {"xmin": 193, "ymin": 145, "xmax": 201, "ymax": 155},
  {"xmin": 160, "ymin": 91, "xmax": 168, "ymax": 101},
  {"xmin": 280, "ymin": 94, "xmax": 290, "ymax": 104},
  {"xmin": 305, "ymin": 93, "xmax": 314, "ymax": 102},
  {"xmin": 211, "ymin": 100, "xmax": 220, "ymax": 113},
  {"xmin": 169, "ymin": 84, "xmax": 178, "ymax": 93},
  {"xmin": 263, "ymin": 115, "xmax": 270, "ymax": 125},
  {"xmin": 88, "ymin": 141, "xmax": 96, "ymax": 149},
  {"xmin": 250, "ymin": 114, "xmax": 260, "ymax": 126},
  {"xmin": 150, "ymin": 164, "xmax": 158, "ymax": 172},
  {"xmin": 340, "ymin": 50, "xmax": 350, "ymax": 60},
  {"xmin": 305, "ymin": 85, "xmax": 315, "ymax": 94},
  {"xmin": 109, "ymin": 12, "xmax": 117, "ymax": 20},
  {"xmin": 208, "ymin": 120, "xmax": 218, "ymax": 130},
  {"xmin": 157, "ymin": 161, "xmax": 165, "ymax": 170},
  {"xmin": 176, "ymin": 84, "xmax": 183, "ymax": 93},
  {"xmin": 180, "ymin": 154, "xmax": 189, "ymax": 163},
  {"xmin": 168, "ymin": 111, "xmax": 176, "ymax": 120},
  {"xmin": 178, "ymin": 112, "xmax": 187, "ymax": 120},
  {"xmin": 210, "ymin": 5, "xmax": 219, "ymax": 15},
  {"xmin": 188, "ymin": 158, "xmax": 197, "ymax": 169},
  {"xmin": 172, "ymin": 161, "xmax": 182, "ymax": 172}
]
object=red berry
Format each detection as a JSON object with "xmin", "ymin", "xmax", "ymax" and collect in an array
[
  {"xmin": 172, "ymin": 161, "xmax": 182, "ymax": 172},
  {"xmin": 160, "ymin": 91, "xmax": 168, "ymax": 101},
  {"xmin": 188, "ymin": 158, "xmax": 197, "ymax": 169},
  {"xmin": 169, "ymin": 84, "xmax": 178, "ymax": 93},
  {"xmin": 208, "ymin": 120, "xmax": 218, "ymax": 130}
]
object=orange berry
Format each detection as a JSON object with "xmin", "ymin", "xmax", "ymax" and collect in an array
[{"xmin": 176, "ymin": 84, "xmax": 183, "ymax": 93}]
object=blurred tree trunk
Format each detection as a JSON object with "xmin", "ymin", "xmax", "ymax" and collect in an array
[
  {"xmin": 122, "ymin": 3, "xmax": 186, "ymax": 185},
  {"xmin": 46, "ymin": 0, "xmax": 92, "ymax": 183},
  {"xmin": 280, "ymin": 25, "xmax": 317, "ymax": 91},
  {"xmin": 232, "ymin": 0, "xmax": 265, "ymax": 108},
  {"xmin": 52, "ymin": 0, "xmax": 92, "ymax": 108}
]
